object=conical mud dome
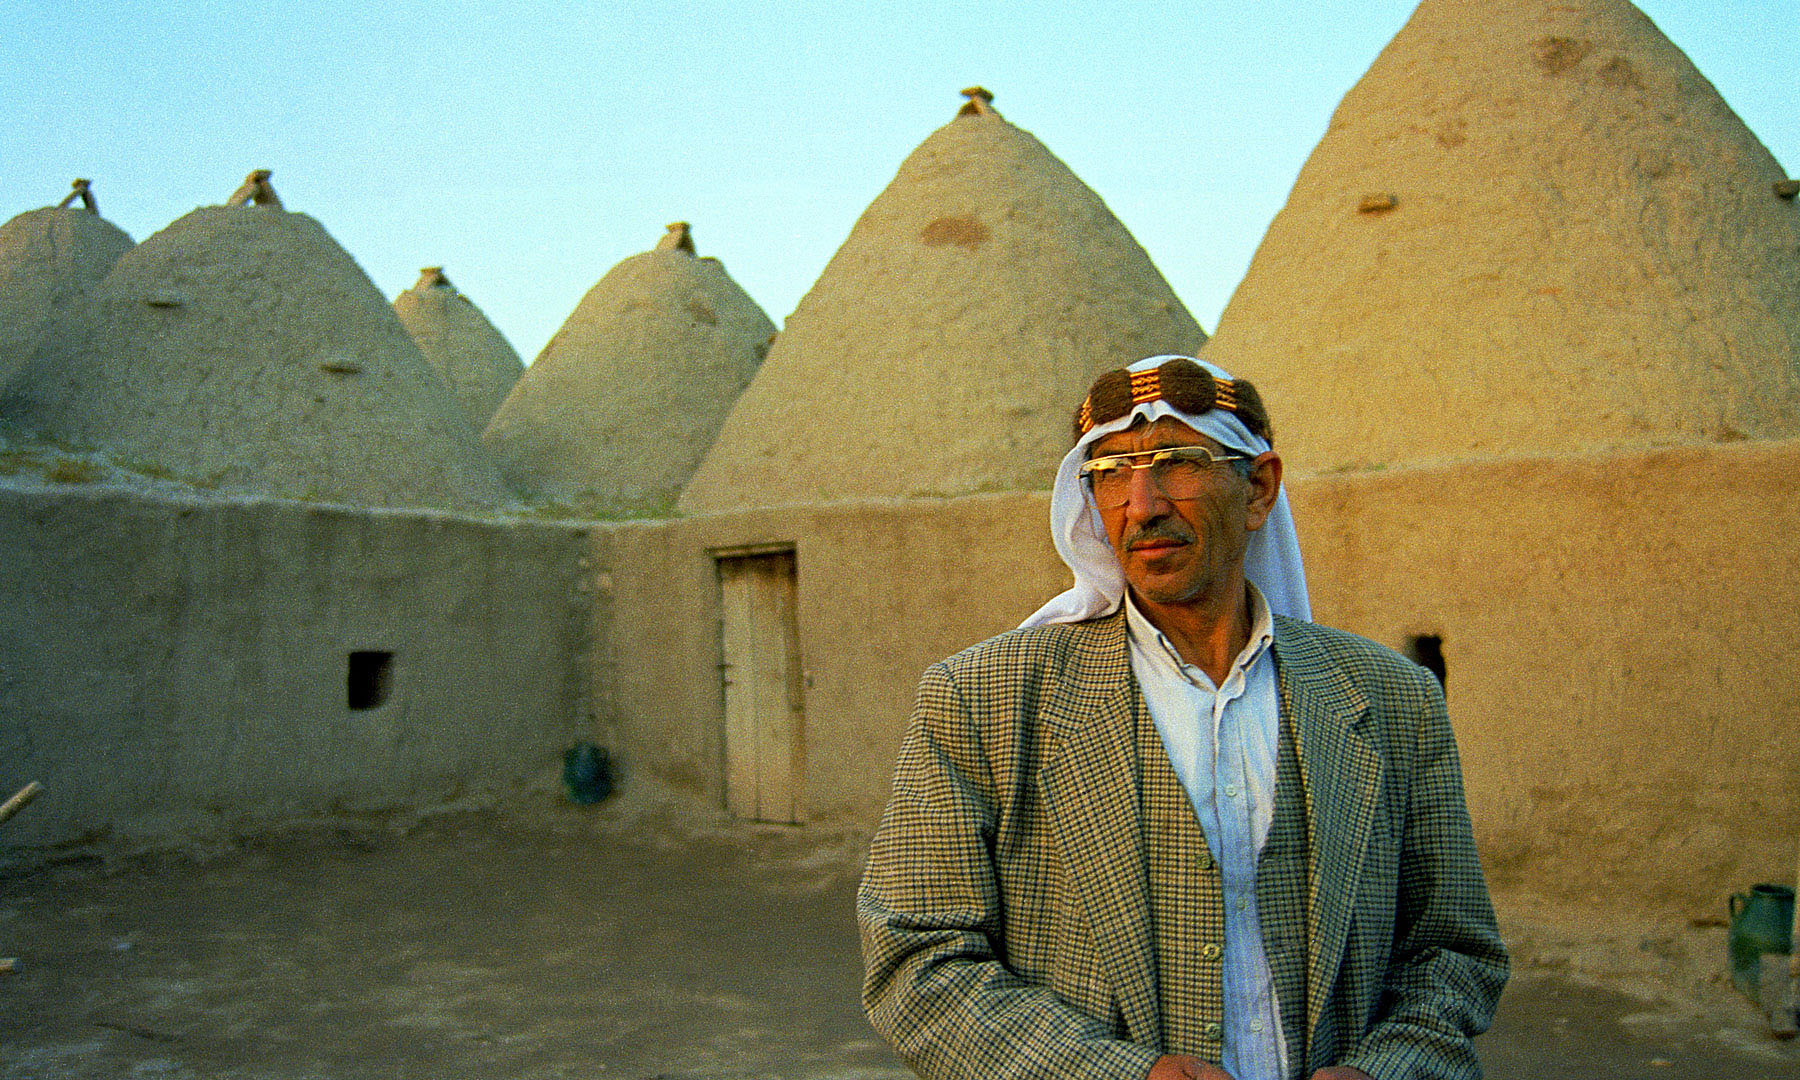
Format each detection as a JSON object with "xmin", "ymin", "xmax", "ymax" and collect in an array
[
  {"xmin": 0, "ymin": 190, "xmax": 135, "ymax": 384},
  {"xmin": 481, "ymin": 224, "xmax": 774, "ymax": 515},
  {"xmin": 394, "ymin": 267, "xmax": 524, "ymax": 429},
  {"xmin": 1203, "ymin": 0, "xmax": 1800, "ymax": 475},
  {"xmin": 679, "ymin": 90, "xmax": 1206, "ymax": 514},
  {"xmin": 0, "ymin": 204, "xmax": 510, "ymax": 510}
]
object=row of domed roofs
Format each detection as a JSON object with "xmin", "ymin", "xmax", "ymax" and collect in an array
[
  {"xmin": 0, "ymin": 175, "xmax": 773, "ymax": 514},
  {"xmin": 2, "ymin": 0, "xmax": 1796, "ymax": 518}
]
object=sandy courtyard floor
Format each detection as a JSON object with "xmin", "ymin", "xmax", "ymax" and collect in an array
[{"xmin": 2, "ymin": 797, "xmax": 1795, "ymax": 1079}]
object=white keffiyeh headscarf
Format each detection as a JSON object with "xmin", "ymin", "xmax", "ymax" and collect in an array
[{"xmin": 1020, "ymin": 355, "xmax": 1311, "ymax": 628}]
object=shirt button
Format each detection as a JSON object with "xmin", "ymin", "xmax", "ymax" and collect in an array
[
  {"xmin": 1201, "ymin": 1022, "xmax": 1223, "ymax": 1042},
  {"xmin": 1224, "ymin": 784, "xmax": 1239, "ymax": 797},
  {"xmin": 1235, "ymin": 897, "xmax": 1248, "ymax": 911},
  {"xmin": 1250, "ymin": 1019, "xmax": 1265, "ymax": 1033},
  {"xmin": 1200, "ymin": 943, "xmax": 1222, "ymax": 961}
]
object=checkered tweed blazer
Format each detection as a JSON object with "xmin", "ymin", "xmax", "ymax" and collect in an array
[{"xmin": 859, "ymin": 610, "xmax": 1507, "ymax": 1080}]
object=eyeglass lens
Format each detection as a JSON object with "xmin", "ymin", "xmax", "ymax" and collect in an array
[{"xmin": 1086, "ymin": 455, "xmax": 1215, "ymax": 508}]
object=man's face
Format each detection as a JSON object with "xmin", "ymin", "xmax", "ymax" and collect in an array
[{"xmin": 1087, "ymin": 416, "xmax": 1279, "ymax": 610}]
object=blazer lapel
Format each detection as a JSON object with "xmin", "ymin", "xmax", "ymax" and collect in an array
[
  {"xmin": 1272, "ymin": 617, "xmax": 1382, "ymax": 1041},
  {"xmin": 1037, "ymin": 612, "xmax": 1163, "ymax": 1047}
]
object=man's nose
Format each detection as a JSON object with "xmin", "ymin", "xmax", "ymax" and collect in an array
[{"xmin": 1122, "ymin": 464, "xmax": 1170, "ymax": 517}]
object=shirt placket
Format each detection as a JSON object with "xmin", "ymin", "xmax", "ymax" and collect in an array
[{"xmin": 1215, "ymin": 653, "xmax": 1281, "ymax": 1078}]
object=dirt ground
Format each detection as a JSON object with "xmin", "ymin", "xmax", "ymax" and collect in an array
[{"xmin": 3, "ymin": 792, "xmax": 1796, "ymax": 1080}]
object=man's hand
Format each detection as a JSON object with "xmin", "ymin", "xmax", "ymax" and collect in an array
[
  {"xmin": 1147, "ymin": 1054, "xmax": 1234, "ymax": 1080},
  {"xmin": 1145, "ymin": 1056, "xmax": 1373, "ymax": 1080}
]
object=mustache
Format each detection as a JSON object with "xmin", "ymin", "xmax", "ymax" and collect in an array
[{"xmin": 1122, "ymin": 520, "xmax": 1195, "ymax": 549}]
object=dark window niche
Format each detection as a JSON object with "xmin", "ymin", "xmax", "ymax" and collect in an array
[
  {"xmin": 347, "ymin": 650, "xmax": 394, "ymax": 710},
  {"xmin": 1404, "ymin": 635, "xmax": 1447, "ymax": 689}
]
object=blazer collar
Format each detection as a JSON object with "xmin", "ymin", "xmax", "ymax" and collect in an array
[
  {"xmin": 1036, "ymin": 611, "xmax": 1164, "ymax": 1046},
  {"xmin": 1033, "ymin": 613, "xmax": 1389, "ymax": 1047},
  {"xmin": 1271, "ymin": 615, "xmax": 1383, "ymax": 1038}
]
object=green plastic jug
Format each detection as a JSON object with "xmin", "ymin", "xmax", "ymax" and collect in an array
[{"xmin": 1729, "ymin": 883, "xmax": 1795, "ymax": 999}]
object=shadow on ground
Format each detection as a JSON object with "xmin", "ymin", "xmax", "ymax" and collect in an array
[{"xmin": 2, "ymin": 804, "xmax": 1794, "ymax": 1079}]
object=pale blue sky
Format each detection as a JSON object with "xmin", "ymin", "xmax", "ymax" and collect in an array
[{"xmin": 4, "ymin": 1, "xmax": 1793, "ymax": 363}]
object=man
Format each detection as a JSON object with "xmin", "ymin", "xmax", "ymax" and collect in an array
[{"xmin": 858, "ymin": 355, "xmax": 1506, "ymax": 1080}]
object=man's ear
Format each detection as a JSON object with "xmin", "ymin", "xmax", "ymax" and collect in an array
[{"xmin": 1244, "ymin": 451, "xmax": 1282, "ymax": 532}]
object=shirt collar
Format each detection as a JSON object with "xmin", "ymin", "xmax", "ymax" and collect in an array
[{"xmin": 1124, "ymin": 583, "xmax": 1276, "ymax": 688}]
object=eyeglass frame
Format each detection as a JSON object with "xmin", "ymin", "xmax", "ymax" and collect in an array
[{"xmin": 1078, "ymin": 445, "xmax": 1254, "ymax": 508}]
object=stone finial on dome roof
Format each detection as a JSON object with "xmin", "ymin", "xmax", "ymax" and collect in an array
[
  {"xmin": 957, "ymin": 86, "xmax": 998, "ymax": 119},
  {"xmin": 226, "ymin": 169, "xmax": 283, "ymax": 209},
  {"xmin": 56, "ymin": 179, "xmax": 98, "ymax": 214},
  {"xmin": 416, "ymin": 266, "xmax": 454, "ymax": 290},
  {"xmin": 655, "ymin": 221, "xmax": 695, "ymax": 255}
]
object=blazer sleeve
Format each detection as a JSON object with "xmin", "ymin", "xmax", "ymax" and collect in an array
[
  {"xmin": 857, "ymin": 660, "xmax": 1160, "ymax": 1080},
  {"xmin": 1336, "ymin": 667, "xmax": 1509, "ymax": 1080}
]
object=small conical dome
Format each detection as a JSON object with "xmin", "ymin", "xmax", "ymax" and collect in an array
[
  {"xmin": 0, "ymin": 205, "xmax": 510, "ymax": 510},
  {"xmin": 679, "ymin": 91, "xmax": 1205, "ymax": 514},
  {"xmin": 394, "ymin": 267, "xmax": 524, "ymax": 429},
  {"xmin": 1203, "ymin": 0, "xmax": 1800, "ymax": 475},
  {"xmin": 481, "ymin": 225, "xmax": 774, "ymax": 515},
  {"xmin": 0, "ymin": 190, "xmax": 134, "ymax": 384}
]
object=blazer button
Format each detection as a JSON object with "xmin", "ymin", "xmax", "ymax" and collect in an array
[
  {"xmin": 1200, "ymin": 943, "xmax": 1222, "ymax": 961},
  {"xmin": 1201, "ymin": 1021, "xmax": 1223, "ymax": 1042},
  {"xmin": 1196, "ymin": 850, "xmax": 1214, "ymax": 871}
]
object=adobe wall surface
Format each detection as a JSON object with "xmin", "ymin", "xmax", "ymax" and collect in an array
[
  {"xmin": 605, "ymin": 441, "xmax": 1797, "ymax": 919},
  {"xmin": 0, "ymin": 483, "xmax": 594, "ymax": 848},
  {"xmin": 1, "ymin": 208, "xmax": 510, "ymax": 511},
  {"xmin": 5, "ymin": 441, "xmax": 1787, "ymax": 918},
  {"xmin": 392, "ymin": 277, "xmax": 524, "ymax": 431},
  {"xmin": 599, "ymin": 494, "xmax": 1068, "ymax": 823},
  {"xmin": 483, "ymin": 248, "xmax": 772, "ymax": 514},
  {"xmin": 1203, "ymin": 0, "xmax": 1800, "ymax": 476},
  {"xmin": 678, "ymin": 109, "xmax": 1206, "ymax": 515},
  {"xmin": 0, "ymin": 207, "xmax": 134, "ymax": 386},
  {"xmin": 1288, "ymin": 438, "xmax": 1800, "ymax": 917}
]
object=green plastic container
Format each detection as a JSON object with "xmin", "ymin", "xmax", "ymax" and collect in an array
[{"xmin": 1729, "ymin": 883, "xmax": 1795, "ymax": 1000}]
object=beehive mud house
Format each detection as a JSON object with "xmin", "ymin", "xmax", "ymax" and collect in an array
[{"xmin": 1, "ymin": 0, "xmax": 1794, "ymax": 921}]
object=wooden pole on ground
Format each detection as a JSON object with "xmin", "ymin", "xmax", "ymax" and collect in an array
[{"xmin": 0, "ymin": 781, "xmax": 41, "ymax": 826}]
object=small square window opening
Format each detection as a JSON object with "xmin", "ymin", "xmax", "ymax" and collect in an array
[{"xmin": 347, "ymin": 650, "xmax": 394, "ymax": 710}]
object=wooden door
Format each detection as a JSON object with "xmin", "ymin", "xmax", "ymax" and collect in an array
[{"xmin": 717, "ymin": 550, "xmax": 803, "ymax": 823}]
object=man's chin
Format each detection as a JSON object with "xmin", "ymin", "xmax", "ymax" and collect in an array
[
  {"xmin": 1126, "ymin": 574, "xmax": 1206, "ymax": 608},
  {"xmin": 1125, "ymin": 551, "xmax": 1190, "ymax": 587}
]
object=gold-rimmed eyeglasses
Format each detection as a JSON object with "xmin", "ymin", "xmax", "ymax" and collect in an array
[{"xmin": 1078, "ymin": 446, "xmax": 1251, "ymax": 508}]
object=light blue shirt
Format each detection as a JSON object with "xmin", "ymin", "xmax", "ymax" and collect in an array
[{"xmin": 1125, "ymin": 586, "xmax": 1287, "ymax": 1080}]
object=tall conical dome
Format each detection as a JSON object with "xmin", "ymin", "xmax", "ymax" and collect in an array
[
  {"xmin": 394, "ymin": 266, "xmax": 524, "ymax": 429},
  {"xmin": 0, "ymin": 202, "xmax": 510, "ymax": 510},
  {"xmin": 1203, "ymin": 0, "xmax": 1800, "ymax": 475},
  {"xmin": 481, "ymin": 223, "xmax": 774, "ymax": 515},
  {"xmin": 0, "ymin": 188, "xmax": 135, "ymax": 384},
  {"xmin": 678, "ymin": 90, "xmax": 1206, "ymax": 514}
]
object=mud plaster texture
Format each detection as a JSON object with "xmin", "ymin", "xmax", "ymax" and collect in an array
[
  {"xmin": 393, "ymin": 275, "xmax": 524, "ymax": 431},
  {"xmin": 602, "ymin": 441, "xmax": 1799, "ymax": 923},
  {"xmin": 596, "ymin": 493, "xmax": 1069, "ymax": 825},
  {"xmin": 1202, "ymin": 0, "xmax": 1800, "ymax": 477},
  {"xmin": 0, "ymin": 207, "xmax": 509, "ymax": 511},
  {"xmin": 0, "ymin": 207, "xmax": 133, "ymax": 386},
  {"xmin": 0, "ymin": 444, "xmax": 1795, "ymax": 1073},
  {"xmin": 679, "ymin": 109, "xmax": 1205, "ymax": 515},
  {"xmin": 1286, "ymin": 438, "xmax": 1800, "ymax": 919},
  {"xmin": 0, "ymin": 480, "xmax": 594, "ymax": 848},
  {"xmin": 1, "ymin": 800, "xmax": 1796, "ymax": 1080},
  {"xmin": 484, "ymin": 248, "xmax": 772, "ymax": 517},
  {"xmin": 0, "ymin": 439, "xmax": 1792, "ymax": 922}
]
